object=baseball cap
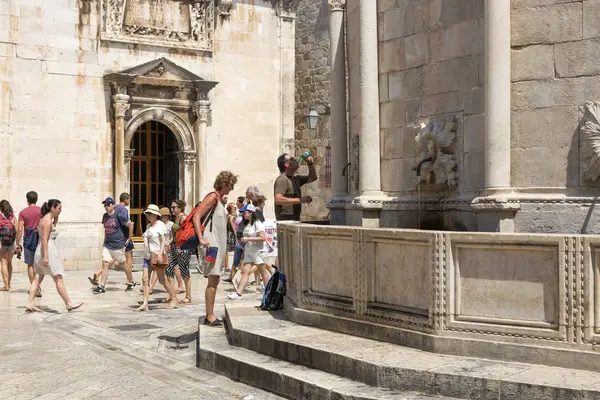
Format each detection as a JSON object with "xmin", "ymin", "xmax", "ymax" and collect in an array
[
  {"xmin": 102, "ymin": 197, "xmax": 115, "ymax": 205},
  {"xmin": 240, "ymin": 203, "xmax": 257, "ymax": 213}
]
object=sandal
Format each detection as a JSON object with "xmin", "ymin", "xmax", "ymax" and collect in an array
[
  {"xmin": 25, "ymin": 306, "xmax": 43, "ymax": 313},
  {"xmin": 0, "ymin": 287, "xmax": 9, "ymax": 292},
  {"xmin": 135, "ymin": 305, "xmax": 148, "ymax": 312},
  {"xmin": 203, "ymin": 318, "xmax": 223, "ymax": 327},
  {"xmin": 167, "ymin": 301, "xmax": 178, "ymax": 309},
  {"xmin": 175, "ymin": 288, "xmax": 185, "ymax": 294},
  {"xmin": 178, "ymin": 297, "xmax": 191, "ymax": 304},
  {"xmin": 66, "ymin": 302, "xmax": 83, "ymax": 312}
]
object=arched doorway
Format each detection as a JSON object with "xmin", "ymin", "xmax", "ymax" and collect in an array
[{"xmin": 129, "ymin": 120, "xmax": 180, "ymax": 238}]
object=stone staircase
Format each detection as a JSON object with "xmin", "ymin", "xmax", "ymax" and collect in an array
[{"xmin": 196, "ymin": 303, "xmax": 600, "ymax": 400}]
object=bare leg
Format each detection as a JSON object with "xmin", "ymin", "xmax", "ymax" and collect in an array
[
  {"xmin": 149, "ymin": 269, "xmax": 158, "ymax": 293},
  {"xmin": 0, "ymin": 254, "xmax": 10, "ymax": 289},
  {"xmin": 235, "ymin": 263, "xmax": 253, "ymax": 295},
  {"xmin": 155, "ymin": 267, "xmax": 177, "ymax": 308},
  {"xmin": 174, "ymin": 266, "xmax": 184, "ymax": 292},
  {"xmin": 52, "ymin": 275, "xmax": 72, "ymax": 306},
  {"xmin": 5, "ymin": 252, "xmax": 13, "ymax": 288},
  {"xmin": 99, "ymin": 261, "xmax": 113, "ymax": 287},
  {"xmin": 257, "ymin": 264, "xmax": 271, "ymax": 286},
  {"xmin": 123, "ymin": 251, "xmax": 133, "ymax": 282},
  {"xmin": 205, "ymin": 275, "xmax": 220, "ymax": 323},
  {"xmin": 26, "ymin": 274, "xmax": 44, "ymax": 312},
  {"xmin": 184, "ymin": 276, "xmax": 191, "ymax": 302},
  {"xmin": 27, "ymin": 264, "xmax": 35, "ymax": 283},
  {"xmin": 137, "ymin": 267, "xmax": 150, "ymax": 311}
]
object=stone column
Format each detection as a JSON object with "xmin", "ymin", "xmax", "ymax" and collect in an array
[
  {"xmin": 484, "ymin": 0, "xmax": 510, "ymax": 190},
  {"xmin": 326, "ymin": 0, "xmax": 349, "ymax": 225},
  {"xmin": 278, "ymin": 2, "xmax": 296, "ymax": 154},
  {"xmin": 113, "ymin": 93, "xmax": 130, "ymax": 198},
  {"xmin": 178, "ymin": 150, "xmax": 196, "ymax": 212},
  {"xmin": 358, "ymin": 0, "xmax": 381, "ymax": 196},
  {"xmin": 472, "ymin": 0, "xmax": 519, "ymax": 232},
  {"xmin": 193, "ymin": 101, "xmax": 210, "ymax": 204}
]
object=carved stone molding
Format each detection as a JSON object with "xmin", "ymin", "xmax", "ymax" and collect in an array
[
  {"xmin": 153, "ymin": 108, "xmax": 165, "ymax": 121},
  {"xmin": 328, "ymin": 0, "xmax": 346, "ymax": 11},
  {"xmin": 193, "ymin": 101, "xmax": 211, "ymax": 122},
  {"xmin": 414, "ymin": 115, "xmax": 459, "ymax": 186},
  {"xmin": 178, "ymin": 150, "xmax": 197, "ymax": 163},
  {"xmin": 217, "ymin": 0, "xmax": 233, "ymax": 18},
  {"xmin": 580, "ymin": 101, "xmax": 600, "ymax": 182},
  {"xmin": 101, "ymin": 0, "xmax": 215, "ymax": 51}
]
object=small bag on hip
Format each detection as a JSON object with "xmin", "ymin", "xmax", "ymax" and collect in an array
[{"xmin": 150, "ymin": 253, "xmax": 168, "ymax": 267}]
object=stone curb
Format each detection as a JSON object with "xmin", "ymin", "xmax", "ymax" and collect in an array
[{"xmin": 224, "ymin": 305, "xmax": 600, "ymax": 400}]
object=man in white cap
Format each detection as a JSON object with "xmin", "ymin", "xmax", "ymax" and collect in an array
[{"xmin": 93, "ymin": 197, "xmax": 129, "ymax": 294}]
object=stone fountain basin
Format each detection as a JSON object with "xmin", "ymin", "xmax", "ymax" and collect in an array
[{"xmin": 278, "ymin": 222, "xmax": 600, "ymax": 372}]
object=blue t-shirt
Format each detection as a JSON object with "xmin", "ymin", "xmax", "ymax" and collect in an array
[
  {"xmin": 114, "ymin": 205, "xmax": 130, "ymax": 238},
  {"xmin": 102, "ymin": 207, "xmax": 128, "ymax": 250}
]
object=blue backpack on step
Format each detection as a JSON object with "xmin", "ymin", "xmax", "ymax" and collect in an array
[{"xmin": 260, "ymin": 267, "xmax": 286, "ymax": 311}]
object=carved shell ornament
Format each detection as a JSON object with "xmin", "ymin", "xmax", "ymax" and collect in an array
[
  {"xmin": 415, "ymin": 116, "xmax": 458, "ymax": 186},
  {"xmin": 579, "ymin": 101, "xmax": 600, "ymax": 181}
]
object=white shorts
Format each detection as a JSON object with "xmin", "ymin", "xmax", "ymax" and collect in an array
[
  {"xmin": 102, "ymin": 247, "xmax": 126, "ymax": 264},
  {"xmin": 243, "ymin": 251, "xmax": 267, "ymax": 265}
]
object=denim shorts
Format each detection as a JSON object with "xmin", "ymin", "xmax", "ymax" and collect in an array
[
  {"xmin": 125, "ymin": 241, "xmax": 135, "ymax": 252},
  {"xmin": 143, "ymin": 258, "xmax": 150, "ymax": 269}
]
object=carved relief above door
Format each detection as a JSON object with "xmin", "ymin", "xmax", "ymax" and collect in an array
[{"xmin": 101, "ymin": 0, "xmax": 215, "ymax": 51}]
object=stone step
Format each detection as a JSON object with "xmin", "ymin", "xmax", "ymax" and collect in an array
[
  {"xmin": 197, "ymin": 322, "xmax": 456, "ymax": 400},
  {"xmin": 223, "ymin": 304, "xmax": 600, "ymax": 400}
]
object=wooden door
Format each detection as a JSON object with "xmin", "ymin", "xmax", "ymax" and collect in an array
[{"xmin": 129, "ymin": 121, "xmax": 178, "ymax": 240}]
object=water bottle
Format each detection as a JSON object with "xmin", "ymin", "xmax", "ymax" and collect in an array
[{"xmin": 298, "ymin": 151, "xmax": 311, "ymax": 163}]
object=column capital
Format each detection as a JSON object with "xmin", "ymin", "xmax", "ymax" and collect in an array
[
  {"xmin": 124, "ymin": 148, "xmax": 135, "ymax": 162},
  {"xmin": 328, "ymin": 0, "xmax": 346, "ymax": 11},
  {"xmin": 193, "ymin": 101, "xmax": 211, "ymax": 122},
  {"xmin": 178, "ymin": 150, "xmax": 197, "ymax": 164}
]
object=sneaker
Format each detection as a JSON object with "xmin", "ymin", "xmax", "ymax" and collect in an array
[
  {"xmin": 36, "ymin": 287, "xmax": 42, "ymax": 298},
  {"xmin": 88, "ymin": 275, "xmax": 99, "ymax": 286},
  {"xmin": 195, "ymin": 264, "xmax": 202, "ymax": 274},
  {"xmin": 227, "ymin": 292, "xmax": 243, "ymax": 300},
  {"xmin": 233, "ymin": 279, "xmax": 239, "ymax": 292},
  {"xmin": 93, "ymin": 285, "xmax": 105, "ymax": 294},
  {"xmin": 222, "ymin": 278, "xmax": 233, "ymax": 283},
  {"xmin": 125, "ymin": 281, "xmax": 138, "ymax": 291}
]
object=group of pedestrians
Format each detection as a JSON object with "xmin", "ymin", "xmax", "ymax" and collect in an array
[{"xmin": 0, "ymin": 151, "xmax": 316, "ymax": 326}]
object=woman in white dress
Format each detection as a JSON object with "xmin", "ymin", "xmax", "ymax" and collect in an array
[
  {"xmin": 137, "ymin": 204, "xmax": 177, "ymax": 311},
  {"xmin": 26, "ymin": 199, "xmax": 83, "ymax": 313},
  {"xmin": 194, "ymin": 171, "xmax": 238, "ymax": 327}
]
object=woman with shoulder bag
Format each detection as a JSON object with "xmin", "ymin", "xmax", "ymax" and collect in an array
[{"xmin": 137, "ymin": 204, "xmax": 176, "ymax": 311}]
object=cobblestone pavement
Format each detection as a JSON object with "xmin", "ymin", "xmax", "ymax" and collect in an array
[{"xmin": 0, "ymin": 269, "xmax": 283, "ymax": 400}]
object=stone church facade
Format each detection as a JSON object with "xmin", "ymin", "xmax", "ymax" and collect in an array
[{"xmin": 0, "ymin": 0, "xmax": 297, "ymax": 270}]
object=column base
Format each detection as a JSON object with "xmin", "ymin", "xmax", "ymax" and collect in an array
[
  {"xmin": 327, "ymin": 194, "xmax": 387, "ymax": 228},
  {"xmin": 472, "ymin": 192, "xmax": 520, "ymax": 233}
]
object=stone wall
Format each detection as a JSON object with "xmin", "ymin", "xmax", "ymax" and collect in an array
[
  {"xmin": 294, "ymin": 0, "xmax": 332, "ymax": 221},
  {"xmin": 0, "ymin": 0, "xmax": 293, "ymax": 269}
]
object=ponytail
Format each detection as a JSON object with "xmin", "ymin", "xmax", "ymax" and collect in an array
[{"xmin": 41, "ymin": 199, "xmax": 61, "ymax": 217}]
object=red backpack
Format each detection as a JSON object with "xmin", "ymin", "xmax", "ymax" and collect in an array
[
  {"xmin": 175, "ymin": 193, "xmax": 216, "ymax": 250},
  {"xmin": 0, "ymin": 215, "xmax": 16, "ymax": 247}
]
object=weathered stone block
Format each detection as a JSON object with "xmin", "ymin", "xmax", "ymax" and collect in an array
[
  {"xmin": 463, "ymin": 113, "xmax": 484, "ymax": 154},
  {"xmin": 382, "ymin": 6, "xmax": 412, "ymax": 41},
  {"xmin": 440, "ymin": 0, "xmax": 484, "ymax": 27},
  {"xmin": 460, "ymin": 151, "xmax": 484, "ymax": 192},
  {"xmin": 421, "ymin": 88, "xmax": 484, "ymax": 116},
  {"xmin": 389, "ymin": 67, "xmax": 423, "ymax": 101},
  {"xmin": 380, "ymin": 100, "xmax": 406, "ymax": 128},
  {"xmin": 379, "ymin": 38, "xmax": 405, "ymax": 73},
  {"xmin": 511, "ymin": 147, "xmax": 571, "ymax": 187},
  {"xmin": 423, "ymin": 56, "xmax": 479, "ymax": 95},
  {"xmin": 406, "ymin": 98, "xmax": 421, "ymax": 124},
  {"xmin": 511, "ymin": 3, "xmax": 582, "ymax": 46},
  {"xmin": 381, "ymin": 158, "xmax": 404, "ymax": 192},
  {"xmin": 512, "ymin": 0, "xmax": 583, "ymax": 9},
  {"xmin": 511, "ymin": 45, "xmax": 554, "ymax": 81},
  {"xmin": 511, "ymin": 107, "xmax": 579, "ymax": 150},
  {"xmin": 584, "ymin": 0, "xmax": 600, "ymax": 39},
  {"xmin": 404, "ymin": 32, "xmax": 427, "ymax": 69},
  {"xmin": 555, "ymin": 39, "xmax": 600, "ymax": 78},
  {"xmin": 512, "ymin": 76, "xmax": 600, "ymax": 110},
  {"xmin": 379, "ymin": 73, "xmax": 389, "ymax": 103},
  {"xmin": 428, "ymin": 19, "xmax": 483, "ymax": 63}
]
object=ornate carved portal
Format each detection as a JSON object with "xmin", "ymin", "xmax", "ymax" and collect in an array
[
  {"xmin": 105, "ymin": 57, "xmax": 218, "ymax": 211},
  {"xmin": 101, "ymin": 0, "xmax": 215, "ymax": 51}
]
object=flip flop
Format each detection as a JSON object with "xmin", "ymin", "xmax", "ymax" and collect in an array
[
  {"xmin": 66, "ymin": 302, "xmax": 83, "ymax": 312},
  {"xmin": 135, "ymin": 306, "xmax": 148, "ymax": 312},
  {"xmin": 167, "ymin": 302, "xmax": 178, "ymax": 309},
  {"xmin": 25, "ymin": 306, "xmax": 43, "ymax": 313},
  {"xmin": 178, "ymin": 298, "xmax": 191, "ymax": 304},
  {"xmin": 0, "ymin": 287, "xmax": 9, "ymax": 292},
  {"xmin": 203, "ymin": 318, "xmax": 223, "ymax": 327},
  {"xmin": 175, "ymin": 289, "xmax": 185, "ymax": 294}
]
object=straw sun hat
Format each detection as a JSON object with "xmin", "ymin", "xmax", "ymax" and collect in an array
[{"xmin": 143, "ymin": 204, "xmax": 161, "ymax": 217}]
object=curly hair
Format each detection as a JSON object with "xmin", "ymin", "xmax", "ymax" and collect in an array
[
  {"xmin": 213, "ymin": 170, "xmax": 239, "ymax": 191},
  {"xmin": 253, "ymin": 195, "xmax": 266, "ymax": 209}
]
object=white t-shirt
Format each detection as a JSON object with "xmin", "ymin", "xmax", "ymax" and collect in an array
[
  {"xmin": 143, "ymin": 220, "xmax": 166, "ymax": 259},
  {"xmin": 164, "ymin": 220, "xmax": 174, "ymax": 247},
  {"xmin": 243, "ymin": 220, "xmax": 265, "ymax": 256}
]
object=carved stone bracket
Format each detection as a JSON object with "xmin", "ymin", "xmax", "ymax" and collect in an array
[
  {"xmin": 274, "ymin": 0, "xmax": 298, "ymax": 19},
  {"xmin": 328, "ymin": 0, "xmax": 346, "ymax": 11},
  {"xmin": 124, "ymin": 148, "xmax": 135, "ymax": 162},
  {"xmin": 193, "ymin": 101, "xmax": 211, "ymax": 122},
  {"xmin": 216, "ymin": 0, "xmax": 233, "ymax": 18},
  {"xmin": 178, "ymin": 150, "xmax": 197, "ymax": 163},
  {"xmin": 101, "ymin": 0, "xmax": 215, "ymax": 51},
  {"xmin": 414, "ymin": 115, "xmax": 459, "ymax": 186},
  {"xmin": 579, "ymin": 101, "xmax": 600, "ymax": 182}
]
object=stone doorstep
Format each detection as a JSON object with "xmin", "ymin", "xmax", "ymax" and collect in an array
[
  {"xmin": 222, "ymin": 304, "xmax": 600, "ymax": 400},
  {"xmin": 198, "ymin": 324, "xmax": 454, "ymax": 400}
]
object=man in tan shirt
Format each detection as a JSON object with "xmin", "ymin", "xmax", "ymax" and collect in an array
[{"xmin": 273, "ymin": 153, "xmax": 317, "ymax": 221}]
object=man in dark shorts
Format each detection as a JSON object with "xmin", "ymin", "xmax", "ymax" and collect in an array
[
  {"xmin": 273, "ymin": 153, "xmax": 317, "ymax": 221},
  {"xmin": 15, "ymin": 191, "xmax": 41, "ymax": 297},
  {"xmin": 116, "ymin": 193, "xmax": 136, "ymax": 290}
]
